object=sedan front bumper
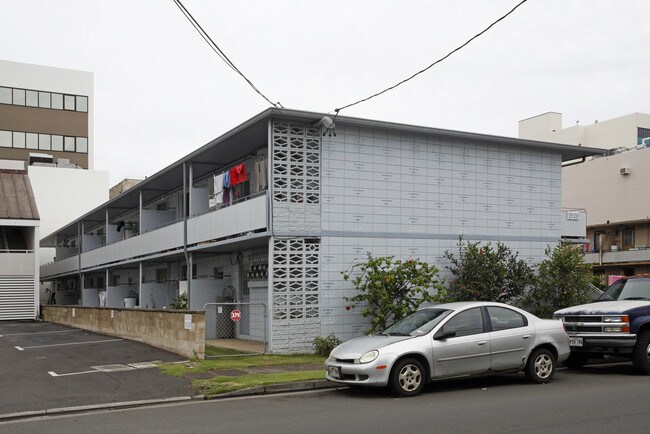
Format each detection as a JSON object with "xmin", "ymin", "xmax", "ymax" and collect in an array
[{"xmin": 324, "ymin": 354, "xmax": 395, "ymax": 387}]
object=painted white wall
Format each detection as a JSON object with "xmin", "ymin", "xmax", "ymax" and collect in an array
[
  {"xmin": 0, "ymin": 59, "xmax": 95, "ymax": 168},
  {"xmin": 562, "ymin": 147, "xmax": 650, "ymax": 226},
  {"xmin": 28, "ymin": 165, "xmax": 109, "ymax": 264}
]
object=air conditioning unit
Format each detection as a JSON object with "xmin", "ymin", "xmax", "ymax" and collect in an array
[
  {"xmin": 620, "ymin": 167, "xmax": 631, "ymax": 175},
  {"xmin": 642, "ymin": 137, "xmax": 650, "ymax": 147}
]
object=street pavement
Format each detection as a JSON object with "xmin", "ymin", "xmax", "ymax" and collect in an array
[
  {"xmin": 0, "ymin": 321, "xmax": 192, "ymax": 415},
  {"xmin": 3, "ymin": 361, "xmax": 650, "ymax": 433}
]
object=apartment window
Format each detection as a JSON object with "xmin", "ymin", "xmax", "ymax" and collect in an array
[
  {"xmin": 26, "ymin": 133, "xmax": 38, "ymax": 149},
  {"xmin": 64, "ymin": 94, "xmax": 75, "ymax": 110},
  {"xmin": 64, "ymin": 136, "xmax": 75, "ymax": 152},
  {"xmin": 76, "ymin": 95, "xmax": 88, "ymax": 112},
  {"xmin": 13, "ymin": 132, "xmax": 26, "ymax": 148},
  {"xmin": 25, "ymin": 90, "xmax": 38, "ymax": 107},
  {"xmin": 12, "ymin": 88, "xmax": 25, "ymax": 105},
  {"xmin": 51, "ymin": 135, "xmax": 63, "ymax": 151},
  {"xmin": 594, "ymin": 230, "xmax": 605, "ymax": 253},
  {"xmin": 624, "ymin": 228, "xmax": 634, "ymax": 249},
  {"xmin": 38, "ymin": 134, "xmax": 51, "ymax": 150},
  {"xmin": 38, "ymin": 91, "xmax": 51, "ymax": 108},
  {"xmin": 0, "ymin": 87, "xmax": 11, "ymax": 104},
  {"xmin": 0, "ymin": 131, "xmax": 11, "ymax": 147},
  {"xmin": 76, "ymin": 137, "xmax": 88, "ymax": 153},
  {"xmin": 51, "ymin": 93, "xmax": 63, "ymax": 109}
]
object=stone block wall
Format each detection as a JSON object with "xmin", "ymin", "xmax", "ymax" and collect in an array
[{"xmin": 42, "ymin": 306, "xmax": 205, "ymax": 359}]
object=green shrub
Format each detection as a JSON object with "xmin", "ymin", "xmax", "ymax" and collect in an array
[{"xmin": 313, "ymin": 334, "xmax": 342, "ymax": 356}]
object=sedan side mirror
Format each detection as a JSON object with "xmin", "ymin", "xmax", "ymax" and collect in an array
[{"xmin": 434, "ymin": 329, "xmax": 456, "ymax": 340}]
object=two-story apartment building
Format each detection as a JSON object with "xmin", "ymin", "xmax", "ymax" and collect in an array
[{"xmin": 40, "ymin": 108, "xmax": 600, "ymax": 351}]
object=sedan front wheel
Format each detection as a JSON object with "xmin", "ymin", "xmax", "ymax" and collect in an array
[
  {"xmin": 525, "ymin": 348, "xmax": 556, "ymax": 383},
  {"xmin": 389, "ymin": 358, "xmax": 425, "ymax": 397}
]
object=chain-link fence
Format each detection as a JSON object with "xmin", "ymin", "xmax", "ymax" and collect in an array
[{"xmin": 203, "ymin": 302, "xmax": 267, "ymax": 358}]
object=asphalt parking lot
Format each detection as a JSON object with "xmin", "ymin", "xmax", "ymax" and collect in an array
[{"xmin": 0, "ymin": 321, "xmax": 192, "ymax": 415}]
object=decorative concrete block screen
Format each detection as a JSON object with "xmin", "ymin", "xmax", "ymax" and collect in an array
[
  {"xmin": 271, "ymin": 121, "xmax": 321, "ymax": 232},
  {"xmin": 271, "ymin": 238, "xmax": 320, "ymax": 352}
]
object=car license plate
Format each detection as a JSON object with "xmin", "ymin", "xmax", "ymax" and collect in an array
[
  {"xmin": 328, "ymin": 366, "xmax": 341, "ymax": 379},
  {"xmin": 569, "ymin": 337, "xmax": 583, "ymax": 347}
]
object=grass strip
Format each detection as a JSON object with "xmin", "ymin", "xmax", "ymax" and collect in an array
[
  {"xmin": 160, "ymin": 354, "xmax": 326, "ymax": 377},
  {"xmin": 194, "ymin": 370, "xmax": 325, "ymax": 396}
]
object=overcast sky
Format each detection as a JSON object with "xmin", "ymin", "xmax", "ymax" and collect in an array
[{"xmin": 1, "ymin": 0, "xmax": 649, "ymax": 185}]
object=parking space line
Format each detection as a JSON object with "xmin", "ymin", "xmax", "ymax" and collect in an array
[
  {"xmin": 0, "ymin": 329, "xmax": 82, "ymax": 338},
  {"xmin": 17, "ymin": 338, "xmax": 123, "ymax": 350},
  {"xmin": 49, "ymin": 370, "xmax": 101, "ymax": 377},
  {"xmin": 48, "ymin": 361, "xmax": 160, "ymax": 377}
]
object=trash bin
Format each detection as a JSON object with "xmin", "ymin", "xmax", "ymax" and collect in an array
[{"xmin": 124, "ymin": 297, "xmax": 137, "ymax": 308}]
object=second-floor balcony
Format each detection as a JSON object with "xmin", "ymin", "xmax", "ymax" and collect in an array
[
  {"xmin": 41, "ymin": 192, "xmax": 268, "ymax": 279},
  {"xmin": 585, "ymin": 247, "xmax": 650, "ymax": 265}
]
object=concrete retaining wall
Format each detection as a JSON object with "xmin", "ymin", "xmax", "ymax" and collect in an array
[{"xmin": 42, "ymin": 306, "xmax": 205, "ymax": 359}]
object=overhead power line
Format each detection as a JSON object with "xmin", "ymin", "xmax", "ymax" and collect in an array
[
  {"xmin": 333, "ymin": 0, "xmax": 529, "ymax": 119},
  {"xmin": 172, "ymin": 0, "xmax": 282, "ymax": 108}
]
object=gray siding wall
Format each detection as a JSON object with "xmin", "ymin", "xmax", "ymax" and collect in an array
[{"xmin": 319, "ymin": 124, "xmax": 562, "ymax": 341}]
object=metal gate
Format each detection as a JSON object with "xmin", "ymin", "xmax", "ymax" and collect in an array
[{"xmin": 203, "ymin": 302, "xmax": 267, "ymax": 358}]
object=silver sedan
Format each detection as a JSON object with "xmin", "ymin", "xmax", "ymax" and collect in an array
[{"xmin": 325, "ymin": 301, "xmax": 570, "ymax": 396}]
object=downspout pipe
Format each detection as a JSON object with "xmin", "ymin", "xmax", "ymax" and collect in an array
[{"xmin": 183, "ymin": 162, "xmax": 190, "ymax": 307}]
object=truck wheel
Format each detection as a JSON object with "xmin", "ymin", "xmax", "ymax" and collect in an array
[
  {"xmin": 525, "ymin": 348, "xmax": 556, "ymax": 383},
  {"xmin": 563, "ymin": 353, "xmax": 589, "ymax": 369},
  {"xmin": 389, "ymin": 358, "xmax": 425, "ymax": 397},
  {"xmin": 633, "ymin": 331, "xmax": 650, "ymax": 374}
]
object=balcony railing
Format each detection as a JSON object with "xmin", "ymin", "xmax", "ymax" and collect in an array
[
  {"xmin": 585, "ymin": 248, "xmax": 650, "ymax": 265},
  {"xmin": 41, "ymin": 192, "xmax": 268, "ymax": 279}
]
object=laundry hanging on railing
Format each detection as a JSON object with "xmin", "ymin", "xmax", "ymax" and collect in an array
[
  {"xmin": 229, "ymin": 163, "xmax": 248, "ymax": 186},
  {"xmin": 213, "ymin": 172, "xmax": 225, "ymax": 205}
]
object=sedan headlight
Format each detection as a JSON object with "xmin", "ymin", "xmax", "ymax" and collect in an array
[{"xmin": 358, "ymin": 350, "xmax": 379, "ymax": 364}]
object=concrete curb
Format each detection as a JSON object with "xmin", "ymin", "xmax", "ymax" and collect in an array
[
  {"xmin": 0, "ymin": 395, "xmax": 202, "ymax": 422},
  {"xmin": 206, "ymin": 379, "xmax": 341, "ymax": 400},
  {"xmin": 0, "ymin": 381, "xmax": 340, "ymax": 421}
]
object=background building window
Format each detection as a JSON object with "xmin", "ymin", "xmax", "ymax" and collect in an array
[
  {"xmin": 13, "ymin": 132, "xmax": 26, "ymax": 148},
  {"xmin": 76, "ymin": 137, "xmax": 88, "ymax": 153},
  {"xmin": 624, "ymin": 228, "xmax": 634, "ymax": 249},
  {"xmin": 38, "ymin": 91, "xmax": 51, "ymax": 108},
  {"xmin": 51, "ymin": 93, "xmax": 63, "ymax": 109},
  {"xmin": 0, "ymin": 87, "xmax": 11, "ymax": 104},
  {"xmin": 64, "ymin": 94, "xmax": 75, "ymax": 110},
  {"xmin": 0, "ymin": 131, "xmax": 11, "ymax": 147},
  {"xmin": 26, "ymin": 90, "xmax": 38, "ymax": 107},
  {"xmin": 26, "ymin": 133, "xmax": 38, "ymax": 149},
  {"xmin": 12, "ymin": 89, "xmax": 25, "ymax": 105},
  {"xmin": 76, "ymin": 95, "xmax": 88, "ymax": 112},
  {"xmin": 64, "ymin": 136, "xmax": 75, "ymax": 151},
  {"xmin": 38, "ymin": 134, "xmax": 51, "ymax": 150},
  {"xmin": 51, "ymin": 135, "xmax": 63, "ymax": 151}
]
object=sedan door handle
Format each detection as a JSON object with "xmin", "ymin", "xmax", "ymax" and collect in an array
[
  {"xmin": 477, "ymin": 341, "xmax": 487, "ymax": 346},
  {"xmin": 522, "ymin": 335, "xmax": 531, "ymax": 340}
]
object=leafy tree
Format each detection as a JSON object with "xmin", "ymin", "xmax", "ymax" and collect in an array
[
  {"xmin": 443, "ymin": 237, "xmax": 535, "ymax": 304},
  {"xmin": 524, "ymin": 242, "xmax": 595, "ymax": 318},
  {"xmin": 342, "ymin": 254, "xmax": 445, "ymax": 334}
]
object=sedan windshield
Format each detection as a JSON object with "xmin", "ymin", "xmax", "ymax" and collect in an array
[
  {"xmin": 380, "ymin": 309, "xmax": 451, "ymax": 336},
  {"xmin": 599, "ymin": 277, "xmax": 650, "ymax": 301}
]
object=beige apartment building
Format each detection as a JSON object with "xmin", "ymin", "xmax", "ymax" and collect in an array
[{"xmin": 520, "ymin": 112, "xmax": 650, "ymax": 281}]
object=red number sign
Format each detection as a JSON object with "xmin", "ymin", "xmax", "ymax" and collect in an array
[{"xmin": 230, "ymin": 310, "xmax": 241, "ymax": 321}]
